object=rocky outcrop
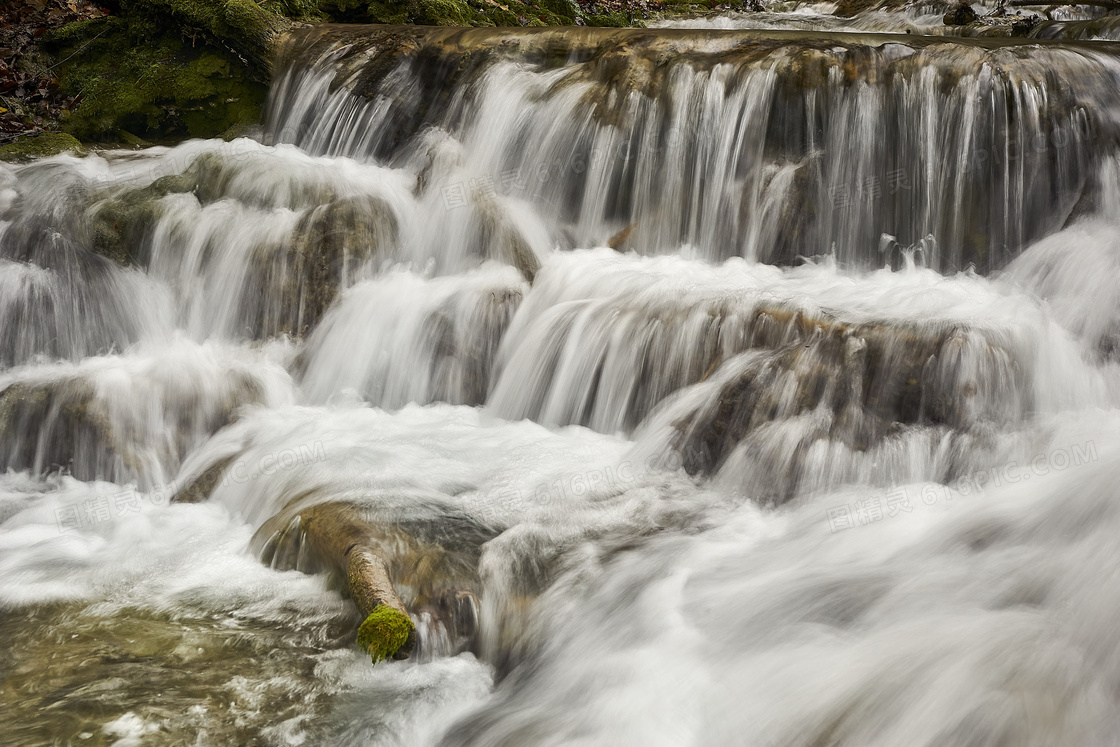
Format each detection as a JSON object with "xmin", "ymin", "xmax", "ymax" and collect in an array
[
  {"xmin": 942, "ymin": 1, "xmax": 978, "ymax": 25},
  {"xmin": 281, "ymin": 195, "xmax": 398, "ymax": 334},
  {"xmin": 638, "ymin": 309, "xmax": 1030, "ymax": 501},
  {"xmin": 80, "ymin": 148, "xmax": 395, "ymax": 337},
  {"xmin": 0, "ymin": 362, "xmax": 271, "ymax": 486}
]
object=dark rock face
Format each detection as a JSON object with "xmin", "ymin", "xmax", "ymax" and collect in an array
[
  {"xmin": 943, "ymin": 2, "xmax": 979, "ymax": 26},
  {"xmin": 667, "ymin": 323, "xmax": 1003, "ymax": 473}
]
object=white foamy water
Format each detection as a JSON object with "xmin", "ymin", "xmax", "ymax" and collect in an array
[{"xmin": 3, "ymin": 24, "xmax": 1120, "ymax": 747}]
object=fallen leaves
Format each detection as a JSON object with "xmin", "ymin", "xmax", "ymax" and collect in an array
[{"xmin": 0, "ymin": 0, "xmax": 107, "ymax": 143}]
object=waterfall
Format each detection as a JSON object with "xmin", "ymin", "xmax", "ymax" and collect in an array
[
  {"xmin": 267, "ymin": 26, "xmax": 1116, "ymax": 271},
  {"xmin": 3, "ymin": 21, "xmax": 1120, "ymax": 747}
]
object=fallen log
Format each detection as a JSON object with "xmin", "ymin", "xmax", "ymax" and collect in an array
[
  {"xmin": 285, "ymin": 502, "xmax": 417, "ymax": 663},
  {"xmin": 347, "ymin": 548, "xmax": 417, "ymax": 664},
  {"xmin": 252, "ymin": 498, "xmax": 489, "ymax": 664}
]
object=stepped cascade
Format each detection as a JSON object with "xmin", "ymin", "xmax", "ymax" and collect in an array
[{"xmin": 3, "ymin": 15, "xmax": 1120, "ymax": 747}]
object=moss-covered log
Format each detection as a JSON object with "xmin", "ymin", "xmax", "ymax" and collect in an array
[
  {"xmin": 250, "ymin": 497, "xmax": 493, "ymax": 663},
  {"xmin": 259, "ymin": 502, "xmax": 417, "ymax": 662}
]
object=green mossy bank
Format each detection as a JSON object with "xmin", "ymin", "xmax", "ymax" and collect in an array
[
  {"xmin": 0, "ymin": 133, "xmax": 86, "ymax": 162},
  {"xmin": 24, "ymin": 0, "xmax": 634, "ymax": 146},
  {"xmin": 42, "ymin": 0, "xmax": 294, "ymax": 143}
]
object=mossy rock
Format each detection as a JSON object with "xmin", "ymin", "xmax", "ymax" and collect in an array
[
  {"xmin": 87, "ymin": 173, "xmax": 200, "ymax": 265},
  {"xmin": 584, "ymin": 11, "xmax": 630, "ymax": 26},
  {"xmin": 317, "ymin": 0, "xmax": 410, "ymax": 23},
  {"xmin": 0, "ymin": 133, "xmax": 86, "ymax": 162},
  {"xmin": 276, "ymin": 194, "xmax": 398, "ymax": 335},
  {"xmin": 413, "ymin": 0, "xmax": 476, "ymax": 25},
  {"xmin": 47, "ymin": 16, "xmax": 268, "ymax": 142},
  {"xmin": 536, "ymin": 0, "xmax": 579, "ymax": 22},
  {"xmin": 118, "ymin": 0, "xmax": 294, "ymax": 67}
]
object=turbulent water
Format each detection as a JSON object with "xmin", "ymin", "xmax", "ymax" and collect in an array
[{"xmin": 4, "ymin": 18, "xmax": 1120, "ymax": 747}]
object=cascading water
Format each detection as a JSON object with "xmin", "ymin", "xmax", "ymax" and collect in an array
[{"xmin": 3, "ymin": 17, "xmax": 1120, "ymax": 747}]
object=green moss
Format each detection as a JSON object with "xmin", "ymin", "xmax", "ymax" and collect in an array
[
  {"xmin": 0, "ymin": 133, "xmax": 86, "ymax": 161},
  {"xmin": 356, "ymin": 606, "xmax": 414, "ymax": 664},
  {"xmin": 413, "ymin": 0, "xmax": 475, "ymax": 25},
  {"xmin": 47, "ymin": 16, "xmax": 267, "ymax": 142},
  {"xmin": 485, "ymin": 9, "xmax": 520, "ymax": 25},
  {"xmin": 358, "ymin": 1, "xmax": 411, "ymax": 23},
  {"xmin": 122, "ymin": 0, "xmax": 290, "ymax": 68},
  {"xmin": 536, "ymin": 0, "xmax": 578, "ymax": 21},
  {"xmin": 41, "ymin": 0, "xmax": 298, "ymax": 142},
  {"xmin": 585, "ymin": 11, "xmax": 630, "ymax": 26},
  {"xmin": 259, "ymin": 0, "xmax": 327, "ymax": 21}
]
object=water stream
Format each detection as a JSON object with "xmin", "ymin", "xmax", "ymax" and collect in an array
[{"xmin": 3, "ymin": 19, "xmax": 1120, "ymax": 747}]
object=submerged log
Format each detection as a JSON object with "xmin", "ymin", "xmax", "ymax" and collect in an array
[
  {"xmin": 349, "ymin": 550, "xmax": 416, "ymax": 664},
  {"xmin": 251, "ymin": 496, "xmax": 491, "ymax": 662},
  {"xmin": 253, "ymin": 497, "xmax": 492, "ymax": 662},
  {"xmin": 290, "ymin": 502, "xmax": 417, "ymax": 663}
]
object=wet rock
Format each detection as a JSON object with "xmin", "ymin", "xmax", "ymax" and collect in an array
[
  {"xmin": 0, "ymin": 133, "xmax": 85, "ymax": 162},
  {"xmin": 422, "ymin": 287, "xmax": 524, "ymax": 406},
  {"xmin": 0, "ymin": 379, "xmax": 110, "ymax": 479},
  {"xmin": 81, "ymin": 150, "xmax": 394, "ymax": 338},
  {"xmin": 943, "ymin": 2, "xmax": 978, "ymax": 25},
  {"xmin": 1032, "ymin": 14, "xmax": 1120, "ymax": 40},
  {"xmin": 171, "ymin": 454, "xmax": 236, "ymax": 503},
  {"xmin": 279, "ymin": 195, "xmax": 398, "ymax": 334},
  {"xmin": 476, "ymin": 199, "xmax": 541, "ymax": 282},
  {"xmin": 1009, "ymin": 15, "xmax": 1039, "ymax": 36},
  {"xmin": 0, "ymin": 362, "xmax": 271, "ymax": 486},
  {"xmin": 655, "ymin": 311, "xmax": 1028, "ymax": 499},
  {"xmin": 89, "ymin": 173, "xmax": 199, "ymax": 266}
]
